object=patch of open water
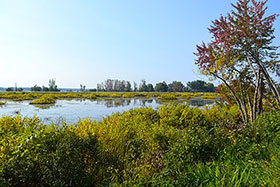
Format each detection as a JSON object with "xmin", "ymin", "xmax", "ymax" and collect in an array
[{"xmin": 0, "ymin": 98, "xmax": 214, "ymax": 124}]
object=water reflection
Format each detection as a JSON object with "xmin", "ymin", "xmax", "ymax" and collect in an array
[
  {"xmin": 33, "ymin": 104, "xmax": 55, "ymax": 109},
  {"xmin": 96, "ymin": 99, "xmax": 132, "ymax": 108},
  {"xmin": 0, "ymin": 98, "xmax": 215, "ymax": 124},
  {"xmin": 187, "ymin": 99, "xmax": 214, "ymax": 107},
  {"xmin": 93, "ymin": 98, "xmax": 214, "ymax": 108}
]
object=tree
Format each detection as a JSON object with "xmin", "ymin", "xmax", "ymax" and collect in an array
[
  {"xmin": 80, "ymin": 84, "xmax": 86, "ymax": 92},
  {"xmin": 133, "ymin": 82, "xmax": 138, "ymax": 92},
  {"xmin": 168, "ymin": 81, "xmax": 185, "ymax": 92},
  {"xmin": 89, "ymin": 88, "xmax": 97, "ymax": 92},
  {"xmin": 186, "ymin": 80, "xmax": 215, "ymax": 92},
  {"xmin": 97, "ymin": 83, "xmax": 104, "ymax": 92},
  {"xmin": 101, "ymin": 79, "xmax": 131, "ymax": 92},
  {"xmin": 42, "ymin": 86, "xmax": 49, "ymax": 92},
  {"xmin": 6, "ymin": 87, "xmax": 13, "ymax": 91},
  {"xmin": 139, "ymin": 79, "xmax": 148, "ymax": 92},
  {"xmin": 104, "ymin": 79, "xmax": 113, "ymax": 91},
  {"xmin": 49, "ymin": 79, "xmax": 59, "ymax": 91},
  {"xmin": 31, "ymin": 85, "xmax": 42, "ymax": 92},
  {"xmin": 194, "ymin": 0, "xmax": 279, "ymax": 122},
  {"xmin": 147, "ymin": 84, "xmax": 154, "ymax": 92},
  {"xmin": 155, "ymin": 81, "xmax": 168, "ymax": 92},
  {"xmin": 125, "ymin": 81, "xmax": 132, "ymax": 92}
]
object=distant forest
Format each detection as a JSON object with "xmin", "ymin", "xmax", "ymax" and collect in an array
[
  {"xmin": 95, "ymin": 79, "xmax": 215, "ymax": 93},
  {"xmin": 3, "ymin": 79, "xmax": 215, "ymax": 93}
]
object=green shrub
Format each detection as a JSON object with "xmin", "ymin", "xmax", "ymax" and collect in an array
[
  {"xmin": 157, "ymin": 94, "xmax": 177, "ymax": 100},
  {"xmin": 0, "ymin": 117, "xmax": 105, "ymax": 186},
  {"xmin": 159, "ymin": 104, "xmax": 209, "ymax": 129},
  {"xmin": 30, "ymin": 95, "xmax": 55, "ymax": 104}
]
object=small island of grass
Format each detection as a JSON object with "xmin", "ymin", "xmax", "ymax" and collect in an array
[
  {"xmin": 30, "ymin": 95, "xmax": 55, "ymax": 105},
  {"xmin": 0, "ymin": 101, "xmax": 6, "ymax": 105},
  {"xmin": 157, "ymin": 93, "xmax": 177, "ymax": 100}
]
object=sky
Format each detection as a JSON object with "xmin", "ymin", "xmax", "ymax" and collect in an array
[{"xmin": 0, "ymin": 0, "xmax": 279, "ymax": 88}]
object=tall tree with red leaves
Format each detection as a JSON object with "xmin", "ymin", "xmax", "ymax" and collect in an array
[{"xmin": 194, "ymin": 0, "xmax": 279, "ymax": 122}]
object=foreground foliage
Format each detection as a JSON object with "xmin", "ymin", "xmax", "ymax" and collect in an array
[{"xmin": 0, "ymin": 104, "xmax": 279, "ymax": 186}]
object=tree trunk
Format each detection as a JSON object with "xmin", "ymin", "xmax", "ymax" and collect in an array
[{"xmin": 214, "ymin": 73, "xmax": 246, "ymax": 122}]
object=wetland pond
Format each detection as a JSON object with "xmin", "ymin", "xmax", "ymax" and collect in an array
[{"xmin": 0, "ymin": 98, "xmax": 214, "ymax": 124}]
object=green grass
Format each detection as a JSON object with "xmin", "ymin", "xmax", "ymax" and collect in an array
[
  {"xmin": 157, "ymin": 93, "xmax": 177, "ymax": 100},
  {"xmin": 0, "ymin": 91, "xmax": 217, "ymax": 102},
  {"xmin": 0, "ymin": 104, "xmax": 279, "ymax": 186}
]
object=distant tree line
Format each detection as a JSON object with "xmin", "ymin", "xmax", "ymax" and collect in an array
[
  {"xmin": 96, "ymin": 79, "xmax": 215, "ymax": 92},
  {"xmin": 4, "ymin": 79, "xmax": 215, "ymax": 93},
  {"xmin": 6, "ymin": 87, "xmax": 23, "ymax": 92},
  {"xmin": 31, "ymin": 79, "xmax": 60, "ymax": 92}
]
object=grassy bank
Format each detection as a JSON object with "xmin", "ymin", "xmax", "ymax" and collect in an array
[
  {"xmin": 0, "ymin": 104, "xmax": 279, "ymax": 186},
  {"xmin": 0, "ymin": 91, "xmax": 217, "ymax": 102}
]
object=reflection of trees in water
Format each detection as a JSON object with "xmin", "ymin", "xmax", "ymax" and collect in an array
[
  {"xmin": 95, "ymin": 98, "xmax": 214, "ymax": 108},
  {"xmin": 96, "ymin": 99, "xmax": 156, "ymax": 108},
  {"xmin": 187, "ymin": 99, "xmax": 214, "ymax": 107},
  {"xmin": 97, "ymin": 99, "xmax": 133, "ymax": 108},
  {"xmin": 137, "ymin": 99, "xmax": 154, "ymax": 107}
]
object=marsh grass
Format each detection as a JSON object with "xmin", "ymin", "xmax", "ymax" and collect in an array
[
  {"xmin": 0, "ymin": 104, "xmax": 279, "ymax": 186},
  {"xmin": 30, "ymin": 95, "xmax": 55, "ymax": 104},
  {"xmin": 0, "ymin": 91, "xmax": 217, "ymax": 102},
  {"xmin": 157, "ymin": 93, "xmax": 177, "ymax": 100}
]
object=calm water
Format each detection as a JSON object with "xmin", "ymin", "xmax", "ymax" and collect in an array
[{"xmin": 0, "ymin": 98, "xmax": 214, "ymax": 124}]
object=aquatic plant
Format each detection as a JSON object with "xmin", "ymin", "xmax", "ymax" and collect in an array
[
  {"xmin": 30, "ymin": 95, "xmax": 55, "ymax": 104},
  {"xmin": 157, "ymin": 93, "xmax": 177, "ymax": 100}
]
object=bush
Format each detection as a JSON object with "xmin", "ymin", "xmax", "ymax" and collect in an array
[
  {"xmin": 0, "ymin": 117, "xmax": 105, "ymax": 186},
  {"xmin": 30, "ymin": 95, "xmax": 55, "ymax": 104},
  {"xmin": 157, "ymin": 94, "xmax": 177, "ymax": 100},
  {"xmin": 159, "ymin": 104, "xmax": 209, "ymax": 129}
]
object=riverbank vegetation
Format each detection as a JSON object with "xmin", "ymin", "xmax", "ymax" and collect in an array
[
  {"xmin": 0, "ymin": 91, "xmax": 217, "ymax": 103},
  {"xmin": 0, "ymin": 105, "xmax": 279, "ymax": 186}
]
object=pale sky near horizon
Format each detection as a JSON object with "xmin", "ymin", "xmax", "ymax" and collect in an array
[{"xmin": 0, "ymin": 0, "xmax": 279, "ymax": 88}]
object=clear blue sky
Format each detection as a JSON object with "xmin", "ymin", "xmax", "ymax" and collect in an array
[{"xmin": 0, "ymin": 0, "xmax": 279, "ymax": 88}]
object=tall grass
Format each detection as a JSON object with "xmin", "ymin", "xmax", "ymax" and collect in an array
[{"xmin": 0, "ymin": 104, "xmax": 279, "ymax": 186}]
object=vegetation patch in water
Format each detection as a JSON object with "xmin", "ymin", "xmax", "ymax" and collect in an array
[
  {"xmin": 200, "ymin": 94, "xmax": 217, "ymax": 100},
  {"xmin": 30, "ymin": 95, "xmax": 55, "ymax": 104},
  {"xmin": 158, "ymin": 93, "xmax": 177, "ymax": 100},
  {"xmin": 0, "ymin": 91, "xmax": 217, "ymax": 102}
]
